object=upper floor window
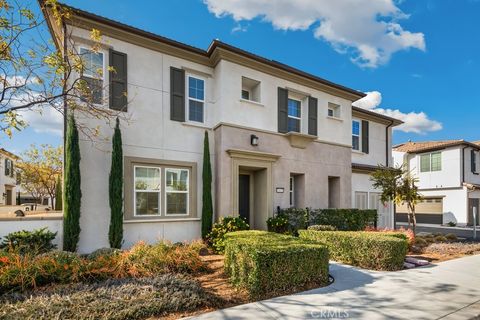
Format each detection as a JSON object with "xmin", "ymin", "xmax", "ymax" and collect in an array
[
  {"xmin": 287, "ymin": 98, "xmax": 301, "ymax": 132},
  {"xmin": 328, "ymin": 102, "xmax": 341, "ymax": 118},
  {"xmin": 241, "ymin": 77, "xmax": 261, "ymax": 103},
  {"xmin": 352, "ymin": 120, "xmax": 360, "ymax": 151},
  {"xmin": 187, "ymin": 75, "xmax": 205, "ymax": 123},
  {"xmin": 79, "ymin": 48, "xmax": 104, "ymax": 105},
  {"xmin": 420, "ymin": 152, "xmax": 442, "ymax": 172}
]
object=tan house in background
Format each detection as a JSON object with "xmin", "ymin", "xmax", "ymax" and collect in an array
[{"xmin": 0, "ymin": 148, "xmax": 19, "ymax": 206}]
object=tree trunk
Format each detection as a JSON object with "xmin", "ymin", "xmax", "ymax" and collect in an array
[
  {"xmin": 407, "ymin": 209, "xmax": 411, "ymax": 230},
  {"xmin": 412, "ymin": 210, "xmax": 417, "ymax": 235}
]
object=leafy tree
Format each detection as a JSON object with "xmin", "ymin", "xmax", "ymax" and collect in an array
[
  {"xmin": 54, "ymin": 174, "xmax": 62, "ymax": 210},
  {"xmin": 108, "ymin": 118, "xmax": 123, "ymax": 249},
  {"xmin": 16, "ymin": 144, "xmax": 62, "ymax": 206},
  {"xmin": 371, "ymin": 165, "xmax": 423, "ymax": 234},
  {"xmin": 63, "ymin": 114, "xmax": 81, "ymax": 252},
  {"xmin": 201, "ymin": 131, "xmax": 213, "ymax": 238},
  {"xmin": 0, "ymin": 0, "xmax": 127, "ymax": 137}
]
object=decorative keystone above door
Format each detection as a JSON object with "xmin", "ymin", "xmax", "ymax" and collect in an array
[{"xmin": 284, "ymin": 132, "xmax": 317, "ymax": 149}]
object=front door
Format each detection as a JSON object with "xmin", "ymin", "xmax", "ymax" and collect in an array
[
  {"xmin": 5, "ymin": 188, "xmax": 12, "ymax": 205},
  {"xmin": 468, "ymin": 198, "xmax": 480, "ymax": 226},
  {"xmin": 238, "ymin": 174, "xmax": 250, "ymax": 225}
]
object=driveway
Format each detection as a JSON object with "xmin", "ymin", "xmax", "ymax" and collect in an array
[
  {"xmin": 397, "ymin": 222, "xmax": 479, "ymax": 240},
  {"xmin": 193, "ymin": 255, "xmax": 480, "ymax": 319}
]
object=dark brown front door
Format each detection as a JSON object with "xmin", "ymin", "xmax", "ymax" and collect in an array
[
  {"xmin": 5, "ymin": 189, "xmax": 12, "ymax": 205},
  {"xmin": 238, "ymin": 174, "xmax": 250, "ymax": 225},
  {"xmin": 468, "ymin": 198, "xmax": 480, "ymax": 226}
]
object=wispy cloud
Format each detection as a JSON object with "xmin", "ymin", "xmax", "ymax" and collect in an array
[
  {"xmin": 204, "ymin": 0, "xmax": 426, "ymax": 68},
  {"xmin": 353, "ymin": 91, "xmax": 442, "ymax": 134},
  {"xmin": 18, "ymin": 106, "xmax": 63, "ymax": 136},
  {"xmin": 231, "ymin": 22, "xmax": 249, "ymax": 33}
]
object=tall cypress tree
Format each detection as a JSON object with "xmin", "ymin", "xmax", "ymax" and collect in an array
[
  {"xmin": 109, "ymin": 118, "xmax": 124, "ymax": 249},
  {"xmin": 63, "ymin": 114, "xmax": 82, "ymax": 252},
  {"xmin": 54, "ymin": 175, "xmax": 62, "ymax": 211},
  {"xmin": 201, "ymin": 131, "xmax": 213, "ymax": 238}
]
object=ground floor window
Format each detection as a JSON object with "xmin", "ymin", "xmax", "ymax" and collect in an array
[{"xmin": 289, "ymin": 176, "xmax": 295, "ymax": 207}]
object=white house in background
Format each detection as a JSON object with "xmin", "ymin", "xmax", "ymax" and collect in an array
[
  {"xmin": 393, "ymin": 140, "xmax": 480, "ymax": 226},
  {"xmin": 0, "ymin": 148, "xmax": 19, "ymax": 206},
  {"xmin": 41, "ymin": 2, "xmax": 402, "ymax": 253}
]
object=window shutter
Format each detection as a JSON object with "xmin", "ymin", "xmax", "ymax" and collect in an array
[
  {"xmin": 4, "ymin": 159, "xmax": 8, "ymax": 176},
  {"xmin": 308, "ymin": 96, "xmax": 318, "ymax": 136},
  {"xmin": 278, "ymin": 87, "xmax": 288, "ymax": 133},
  {"xmin": 361, "ymin": 120, "xmax": 369, "ymax": 154},
  {"xmin": 471, "ymin": 150, "xmax": 476, "ymax": 173},
  {"xmin": 109, "ymin": 49, "xmax": 128, "ymax": 111},
  {"xmin": 170, "ymin": 67, "xmax": 185, "ymax": 122}
]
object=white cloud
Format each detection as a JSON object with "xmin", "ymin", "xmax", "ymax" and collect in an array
[
  {"xmin": 353, "ymin": 91, "xmax": 442, "ymax": 134},
  {"xmin": 203, "ymin": 0, "xmax": 425, "ymax": 68},
  {"xmin": 18, "ymin": 106, "xmax": 63, "ymax": 136},
  {"xmin": 232, "ymin": 22, "xmax": 249, "ymax": 33}
]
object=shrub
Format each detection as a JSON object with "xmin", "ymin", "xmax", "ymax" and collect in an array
[
  {"xmin": 447, "ymin": 221, "xmax": 457, "ymax": 227},
  {"xmin": 87, "ymin": 247, "xmax": 122, "ymax": 260},
  {"xmin": 364, "ymin": 226, "xmax": 414, "ymax": 247},
  {"xmin": 309, "ymin": 209, "xmax": 377, "ymax": 231},
  {"xmin": 299, "ymin": 230, "xmax": 408, "ymax": 271},
  {"xmin": 224, "ymin": 231, "xmax": 329, "ymax": 298},
  {"xmin": 434, "ymin": 235, "xmax": 448, "ymax": 243},
  {"xmin": 267, "ymin": 215, "xmax": 290, "ymax": 234},
  {"xmin": 0, "ymin": 274, "xmax": 221, "ymax": 320},
  {"xmin": 109, "ymin": 117, "xmax": 124, "ymax": 249},
  {"xmin": 206, "ymin": 216, "xmax": 249, "ymax": 253},
  {"xmin": 0, "ymin": 228, "xmax": 57, "ymax": 255},
  {"xmin": 308, "ymin": 225, "xmax": 337, "ymax": 231},
  {"xmin": 413, "ymin": 237, "xmax": 428, "ymax": 248},
  {"xmin": 276, "ymin": 208, "xmax": 309, "ymax": 234},
  {"xmin": 445, "ymin": 233, "xmax": 458, "ymax": 241}
]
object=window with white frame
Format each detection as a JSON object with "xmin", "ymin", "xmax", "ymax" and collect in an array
[
  {"xmin": 187, "ymin": 75, "xmax": 205, "ymax": 123},
  {"xmin": 420, "ymin": 152, "xmax": 442, "ymax": 172},
  {"xmin": 241, "ymin": 77, "xmax": 261, "ymax": 103},
  {"xmin": 165, "ymin": 168, "xmax": 189, "ymax": 215},
  {"xmin": 328, "ymin": 102, "xmax": 341, "ymax": 118},
  {"xmin": 289, "ymin": 176, "xmax": 295, "ymax": 207},
  {"xmin": 134, "ymin": 166, "xmax": 161, "ymax": 216},
  {"xmin": 79, "ymin": 47, "xmax": 104, "ymax": 104},
  {"xmin": 287, "ymin": 98, "xmax": 301, "ymax": 132},
  {"xmin": 352, "ymin": 120, "xmax": 361, "ymax": 151}
]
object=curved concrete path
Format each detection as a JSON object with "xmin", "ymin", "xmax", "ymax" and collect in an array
[{"xmin": 192, "ymin": 255, "xmax": 480, "ymax": 319}]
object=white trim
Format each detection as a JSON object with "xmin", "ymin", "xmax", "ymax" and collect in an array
[
  {"xmin": 124, "ymin": 218, "xmax": 201, "ymax": 224},
  {"xmin": 164, "ymin": 168, "xmax": 190, "ymax": 216},
  {"xmin": 186, "ymin": 74, "xmax": 206, "ymax": 124},
  {"xmin": 239, "ymin": 98, "xmax": 264, "ymax": 107},
  {"xmin": 79, "ymin": 46, "xmax": 106, "ymax": 106},
  {"xmin": 327, "ymin": 115, "xmax": 343, "ymax": 122},
  {"xmin": 287, "ymin": 98, "xmax": 302, "ymax": 133},
  {"xmin": 352, "ymin": 119, "xmax": 361, "ymax": 151},
  {"xmin": 133, "ymin": 165, "xmax": 161, "ymax": 217}
]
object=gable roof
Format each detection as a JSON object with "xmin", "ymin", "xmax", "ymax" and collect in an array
[
  {"xmin": 394, "ymin": 140, "xmax": 480, "ymax": 153},
  {"xmin": 0, "ymin": 148, "xmax": 20, "ymax": 160}
]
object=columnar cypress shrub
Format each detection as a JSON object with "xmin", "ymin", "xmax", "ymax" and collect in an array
[
  {"xmin": 54, "ymin": 175, "xmax": 62, "ymax": 211},
  {"xmin": 201, "ymin": 131, "xmax": 213, "ymax": 238},
  {"xmin": 108, "ymin": 118, "xmax": 124, "ymax": 249},
  {"xmin": 63, "ymin": 114, "xmax": 82, "ymax": 252}
]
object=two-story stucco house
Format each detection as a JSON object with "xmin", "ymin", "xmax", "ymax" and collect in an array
[
  {"xmin": 393, "ymin": 140, "xmax": 480, "ymax": 226},
  {"xmin": 41, "ymin": 2, "xmax": 402, "ymax": 253},
  {"xmin": 0, "ymin": 148, "xmax": 19, "ymax": 206}
]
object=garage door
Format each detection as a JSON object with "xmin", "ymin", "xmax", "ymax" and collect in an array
[{"xmin": 396, "ymin": 197, "xmax": 443, "ymax": 224}]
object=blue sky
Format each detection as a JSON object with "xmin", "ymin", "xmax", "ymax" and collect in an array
[{"xmin": 2, "ymin": 0, "xmax": 479, "ymax": 154}]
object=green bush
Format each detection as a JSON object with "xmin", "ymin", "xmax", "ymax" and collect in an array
[
  {"xmin": 266, "ymin": 215, "xmax": 290, "ymax": 234},
  {"xmin": 299, "ymin": 230, "xmax": 408, "ymax": 271},
  {"xmin": 309, "ymin": 209, "xmax": 377, "ymax": 231},
  {"xmin": 434, "ymin": 235, "xmax": 448, "ymax": 243},
  {"xmin": 308, "ymin": 225, "xmax": 337, "ymax": 231},
  {"xmin": 206, "ymin": 216, "xmax": 249, "ymax": 253},
  {"xmin": 0, "ymin": 228, "xmax": 57, "ymax": 254},
  {"xmin": 224, "ymin": 231, "xmax": 329, "ymax": 298},
  {"xmin": 445, "ymin": 233, "xmax": 458, "ymax": 241}
]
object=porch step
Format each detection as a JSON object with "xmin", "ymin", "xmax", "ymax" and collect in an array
[{"xmin": 405, "ymin": 257, "xmax": 430, "ymax": 266}]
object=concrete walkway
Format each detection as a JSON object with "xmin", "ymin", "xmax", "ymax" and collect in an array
[{"xmin": 193, "ymin": 255, "xmax": 480, "ymax": 319}]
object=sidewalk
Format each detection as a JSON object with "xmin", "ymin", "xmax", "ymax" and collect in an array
[{"xmin": 192, "ymin": 255, "xmax": 480, "ymax": 319}]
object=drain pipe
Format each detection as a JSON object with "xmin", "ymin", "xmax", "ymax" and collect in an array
[{"xmin": 385, "ymin": 120, "xmax": 397, "ymax": 229}]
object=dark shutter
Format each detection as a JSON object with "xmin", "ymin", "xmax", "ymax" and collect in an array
[
  {"xmin": 278, "ymin": 87, "xmax": 288, "ymax": 133},
  {"xmin": 472, "ymin": 150, "xmax": 476, "ymax": 173},
  {"xmin": 361, "ymin": 120, "xmax": 369, "ymax": 154},
  {"xmin": 308, "ymin": 96, "xmax": 318, "ymax": 136},
  {"xmin": 170, "ymin": 67, "xmax": 185, "ymax": 122},
  {"xmin": 4, "ymin": 159, "xmax": 8, "ymax": 176},
  {"xmin": 109, "ymin": 49, "xmax": 128, "ymax": 111}
]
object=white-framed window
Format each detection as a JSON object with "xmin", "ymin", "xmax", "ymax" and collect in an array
[
  {"xmin": 241, "ymin": 77, "xmax": 261, "ymax": 103},
  {"xmin": 420, "ymin": 152, "xmax": 442, "ymax": 172},
  {"xmin": 134, "ymin": 166, "xmax": 161, "ymax": 216},
  {"xmin": 328, "ymin": 102, "xmax": 341, "ymax": 118},
  {"xmin": 352, "ymin": 120, "xmax": 361, "ymax": 151},
  {"xmin": 287, "ymin": 98, "xmax": 301, "ymax": 132},
  {"xmin": 289, "ymin": 176, "xmax": 295, "ymax": 207},
  {"xmin": 187, "ymin": 75, "xmax": 205, "ymax": 123},
  {"xmin": 165, "ymin": 168, "xmax": 189, "ymax": 215},
  {"xmin": 79, "ymin": 47, "xmax": 104, "ymax": 105}
]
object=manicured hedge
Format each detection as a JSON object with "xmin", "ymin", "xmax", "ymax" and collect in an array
[
  {"xmin": 299, "ymin": 230, "xmax": 408, "ymax": 271},
  {"xmin": 224, "ymin": 231, "xmax": 329, "ymax": 298}
]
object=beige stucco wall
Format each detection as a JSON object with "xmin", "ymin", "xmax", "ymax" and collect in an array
[{"xmin": 214, "ymin": 124, "xmax": 352, "ymax": 223}]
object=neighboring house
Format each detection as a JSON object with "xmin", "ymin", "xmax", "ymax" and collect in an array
[
  {"xmin": 0, "ymin": 148, "xmax": 19, "ymax": 206},
  {"xmin": 393, "ymin": 140, "xmax": 480, "ymax": 226},
  {"xmin": 41, "ymin": 2, "xmax": 402, "ymax": 253}
]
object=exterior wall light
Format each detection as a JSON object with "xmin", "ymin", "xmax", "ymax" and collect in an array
[{"xmin": 250, "ymin": 134, "xmax": 259, "ymax": 146}]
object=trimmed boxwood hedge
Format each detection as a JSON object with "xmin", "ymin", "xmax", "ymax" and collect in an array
[
  {"xmin": 308, "ymin": 209, "xmax": 378, "ymax": 231},
  {"xmin": 224, "ymin": 231, "xmax": 329, "ymax": 298},
  {"xmin": 299, "ymin": 230, "xmax": 408, "ymax": 271}
]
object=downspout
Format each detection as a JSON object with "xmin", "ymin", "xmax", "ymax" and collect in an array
[
  {"xmin": 385, "ymin": 120, "xmax": 397, "ymax": 229},
  {"xmin": 462, "ymin": 146, "xmax": 468, "ymax": 186}
]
